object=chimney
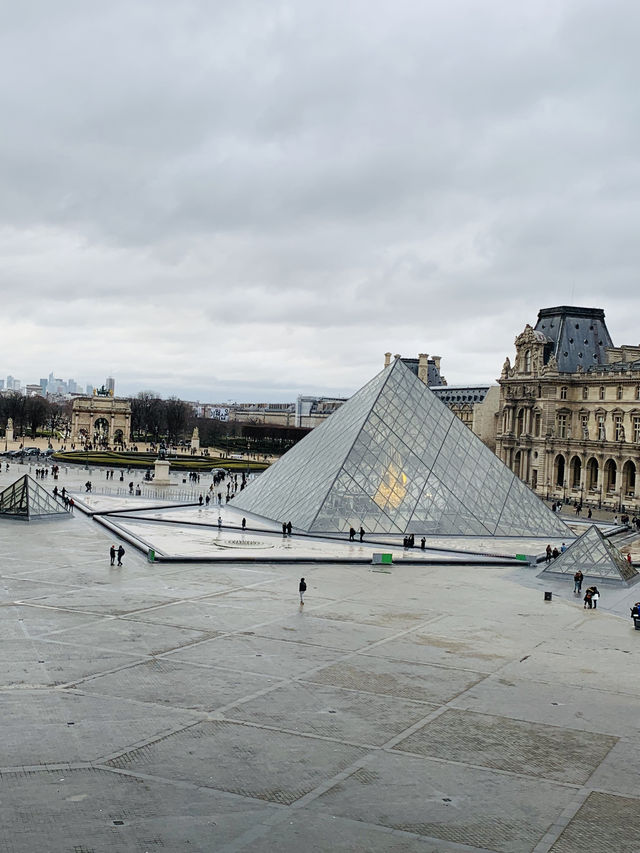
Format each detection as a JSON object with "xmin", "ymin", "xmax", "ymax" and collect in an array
[
  {"xmin": 417, "ymin": 353, "xmax": 429, "ymax": 384},
  {"xmin": 394, "ymin": 353, "xmax": 401, "ymax": 360},
  {"xmin": 384, "ymin": 352, "xmax": 392, "ymax": 368},
  {"xmin": 432, "ymin": 355, "xmax": 442, "ymax": 372}
]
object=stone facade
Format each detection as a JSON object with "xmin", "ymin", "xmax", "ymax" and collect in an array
[
  {"xmin": 496, "ymin": 306, "xmax": 640, "ymax": 512},
  {"xmin": 70, "ymin": 396, "xmax": 132, "ymax": 447}
]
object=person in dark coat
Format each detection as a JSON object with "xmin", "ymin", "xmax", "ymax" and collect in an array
[
  {"xmin": 349, "ymin": 527, "xmax": 356, "ymax": 541},
  {"xmin": 117, "ymin": 545, "xmax": 125, "ymax": 566},
  {"xmin": 286, "ymin": 521, "xmax": 292, "ymax": 535},
  {"xmin": 299, "ymin": 577, "xmax": 307, "ymax": 605},
  {"xmin": 110, "ymin": 545, "xmax": 116, "ymax": 566},
  {"xmin": 588, "ymin": 585, "xmax": 600, "ymax": 609},
  {"xmin": 359, "ymin": 527, "xmax": 364, "ymax": 542}
]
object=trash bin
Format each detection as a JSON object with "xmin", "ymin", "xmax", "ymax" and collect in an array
[{"xmin": 544, "ymin": 591, "xmax": 552, "ymax": 602}]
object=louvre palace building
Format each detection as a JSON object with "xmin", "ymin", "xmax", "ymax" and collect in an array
[{"xmin": 496, "ymin": 306, "xmax": 640, "ymax": 512}]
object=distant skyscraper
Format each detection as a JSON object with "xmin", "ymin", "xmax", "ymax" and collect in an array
[
  {"xmin": 68, "ymin": 379, "xmax": 77, "ymax": 393},
  {"xmin": 39, "ymin": 378, "xmax": 47, "ymax": 394},
  {"xmin": 86, "ymin": 383, "xmax": 94, "ymax": 396},
  {"xmin": 105, "ymin": 376, "xmax": 115, "ymax": 394},
  {"xmin": 0, "ymin": 380, "xmax": 4, "ymax": 391},
  {"xmin": 6, "ymin": 375, "xmax": 14, "ymax": 390}
]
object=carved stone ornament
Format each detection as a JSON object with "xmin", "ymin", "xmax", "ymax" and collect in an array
[{"xmin": 501, "ymin": 357, "xmax": 511, "ymax": 378}]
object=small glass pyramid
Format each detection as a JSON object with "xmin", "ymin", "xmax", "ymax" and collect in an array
[
  {"xmin": 539, "ymin": 525, "xmax": 638, "ymax": 583},
  {"xmin": 0, "ymin": 475, "xmax": 70, "ymax": 521},
  {"xmin": 233, "ymin": 359, "xmax": 570, "ymax": 537}
]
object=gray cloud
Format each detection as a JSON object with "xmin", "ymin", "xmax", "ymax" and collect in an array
[{"xmin": 1, "ymin": 0, "xmax": 639, "ymax": 401}]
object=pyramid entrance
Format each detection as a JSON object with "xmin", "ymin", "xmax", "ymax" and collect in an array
[{"xmin": 233, "ymin": 359, "xmax": 570, "ymax": 538}]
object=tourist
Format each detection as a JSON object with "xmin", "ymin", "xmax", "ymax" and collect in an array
[
  {"xmin": 588, "ymin": 508, "xmax": 592, "ymax": 519},
  {"xmin": 349, "ymin": 527, "xmax": 355, "ymax": 541},
  {"xmin": 359, "ymin": 526, "xmax": 364, "ymax": 542},
  {"xmin": 545, "ymin": 544, "xmax": 552, "ymax": 563},
  {"xmin": 560, "ymin": 542, "xmax": 567, "ymax": 553},
  {"xmin": 573, "ymin": 571, "xmax": 583, "ymax": 594},
  {"xmin": 110, "ymin": 545, "xmax": 116, "ymax": 566},
  {"xmin": 282, "ymin": 522, "xmax": 287, "ymax": 535},
  {"xmin": 627, "ymin": 553, "xmax": 633, "ymax": 565},
  {"xmin": 583, "ymin": 588, "xmax": 593, "ymax": 609},
  {"xmin": 286, "ymin": 521, "xmax": 292, "ymax": 536},
  {"xmin": 198, "ymin": 495, "xmax": 203, "ymax": 506},
  {"xmin": 242, "ymin": 518, "xmax": 246, "ymax": 530},
  {"xmin": 589, "ymin": 585, "xmax": 600, "ymax": 609},
  {"xmin": 117, "ymin": 545, "xmax": 125, "ymax": 566},
  {"xmin": 420, "ymin": 537, "xmax": 426, "ymax": 550},
  {"xmin": 552, "ymin": 547, "xmax": 559, "ymax": 559},
  {"xmin": 299, "ymin": 577, "xmax": 307, "ymax": 605},
  {"xmin": 218, "ymin": 515, "xmax": 222, "ymax": 530}
]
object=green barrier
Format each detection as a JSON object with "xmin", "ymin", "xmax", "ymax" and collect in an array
[{"xmin": 148, "ymin": 548, "xmax": 155, "ymax": 562}]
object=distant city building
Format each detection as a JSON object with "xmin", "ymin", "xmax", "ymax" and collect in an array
[
  {"xmin": 105, "ymin": 376, "xmax": 115, "ymax": 394},
  {"xmin": 496, "ymin": 305, "xmax": 640, "ymax": 511},
  {"xmin": 25, "ymin": 384, "xmax": 44, "ymax": 397},
  {"xmin": 70, "ymin": 395, "xmax": 131, "ymax": 447}
]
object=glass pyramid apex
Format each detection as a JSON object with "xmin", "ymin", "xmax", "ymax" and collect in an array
[
  {"xmin": 539, "ymin": 524, "xmax": 638, "ymax": 583},
  {"xmin": 233, "ymin": 358, "xmax": 571, "ymax": 538},
  {"xmin": 0, "ymin": 475, "xmax": 70, "ymax": 520}
]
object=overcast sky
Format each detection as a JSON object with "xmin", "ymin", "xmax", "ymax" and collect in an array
[{"xmin": 1, "ymin": 0, "xmax": 638, "ymax": 402}]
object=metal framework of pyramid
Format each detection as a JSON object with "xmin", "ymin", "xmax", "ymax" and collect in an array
[
  {"xmin": 539, "ymin": 524, "xmax": 638, "ymax": 584},
  {"xmin": 0, "ymin": 475, "xmax": 70, "ymax": 521},
  {"xmin": 232, "ymin": 359, "xmax": 570, "ymax": 537}
]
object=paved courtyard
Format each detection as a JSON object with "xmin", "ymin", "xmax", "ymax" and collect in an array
[{"xmin": 2, "ymin": 461, "xmax": 640, "ymax": 851}]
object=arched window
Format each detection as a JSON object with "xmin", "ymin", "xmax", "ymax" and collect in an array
[
  {"xmin": 604, "ymin": 459, "xmax": 617, "ymax": 493},
  {"xmin": 617, "ymin": 385, "xmax": 623, "ymax": 400},
  {"xmin": 599, "ymin": 386, "xmax": 605, "ymax": 401},
  {"xmin": 623, "ymin": 460, "xmax": 636, "ymax": 497},
  {"xmin": 524, "ymin": 350, "xmax": 532, "ymax": 372},
  {"xmin": 587, "ymin": 457, "xmax": 599, "ymax": 490},
  {"xmin": 554, "ymin": 454, "xmax": 565, "ymax": 487},
  {"xmin": 582, "ymin": 386, "xmax": 589, "ymax": 400},
  {"xmin": 570, "ymin": 456, "xmax": 582, "ymax": 490},
  {"xmin": 560, "ymin": 386, "xmax": 568, "ymax": 400}
]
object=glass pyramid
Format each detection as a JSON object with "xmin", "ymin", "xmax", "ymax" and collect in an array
[
  {"xmin": 0, "ymin": 475, "xmax": 70, "ymax": 521},
  {"xmin": 232, "ymin": 358, "xmax": 571, "ymax": 537},
  {"xmin": 539, "ymin": 525, "xmax": 638, "ymax": 583}
]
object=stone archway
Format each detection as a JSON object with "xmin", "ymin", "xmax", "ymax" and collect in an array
[
  {"xmin": 570, "ymin": 455, "xmax": 582, "ymax": 490},
  {"xmin": 554, "ymin": 454, "xmax": 565, "ymax": 488},
  {"xmin": 586, "ymin": 457, "xmax": 599, "ymax": 492},
  {"xmin": 604, "ymin": 459, "xmax": 617, "ymax": 494},
  {"xmin": 623, "ymin": 460, "xmax": 636, "ymax": 498}
]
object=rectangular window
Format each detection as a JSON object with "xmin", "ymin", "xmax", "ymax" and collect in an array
[
  {"xmin": 634, "ymin": 416, "xmax": 640, "ymax": 444},
  {"xmin": 557, "ymin": 414, "xmax": 567, "ymax": 438},
  {"xmin": 560, "ymin": 387, "xmax": 567, "ymax": 400},
  {"xmin": 534, "ymin": 413, "xmax": 541, "ymax": 437},
  {"xmin": 598, "ymin": 415, "xmax": 606, "ymax": 440},
  {"xmin": 599, "ymin": 387, "xmax": 605, "ymax": 400},
  {"xmin": 617, "ymin": 386, "xmax": 623, "ymax": 400},
  {"xmin": 615, "ymin": 415, "xmax": 623, "ymax": 441},
  {"xmin": 582, "ymin": 386, "xmax": 589, "ymax": 400}
]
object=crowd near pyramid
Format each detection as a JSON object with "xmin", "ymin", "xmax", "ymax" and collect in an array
[{"xmin": 233, "ymin": 359, "xmax": 569, "ymax": 538}]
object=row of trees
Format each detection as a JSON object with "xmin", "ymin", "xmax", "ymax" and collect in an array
[
  {"xmin": 0, "ymin": 393, "xmax": 70, "ymax": 438},
  {"xmin": 1, "ymin": 389, "xmax": 310, "ymax": 454}
]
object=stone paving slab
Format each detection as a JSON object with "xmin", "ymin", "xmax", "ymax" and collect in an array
[
  {"xmin": 451, "ymin": 674, "xmax": 640, "ymax": 738},
  {"xmin": 312, "ymin": 751, "xmax": 578, "ymax": 853},
  {"xmin": 166, "ymin": 632, "xmax": 345, "ymax": 678},
  {"xmin": 245, "ymin": 811, "xmax": 465, "ymax": 852},
  {"xmin": 0, "ymin": 766, "xmax": 278, "ymax": 853},
  {"xmin": 584, "ymin": 739, "xmax": 640, "ymax": 797},
  {"xmin": 305, "ymin": 654, "xmax": 483, "ymax": 704},
  {"xmin": 48, "ymin": 616, "xmax": 217, "ymax": 657},
  {"xmin": 0, "ymin": 575, "xmax": 80, "ymax": 603},
  {"xmin": 75, "ymin": 657, "xmax": 284, "ymax": 712},
  {"xmin": 393, "ymin": 708, "xmax": 618, "ymax": 784},
  {"xmin": 361, "ymin": 631, "xmax": 509, "ymax": 673},
  {"xmin": 549, "ymin": 790, "xmax": 640, "ymax": 853},
  {"xmin": 308, "ymin": 598, "xmax": 433, "ymax": 629},
  {"xmin": 0, "ymin": 603, "xmax": 101, "ymax": 640},
  {"xmin": 227, "ymin": 681, "xmax": 435, "ymax": 745},
  {"xmin": 1, "ymin": 691, "xmax": 195, "ymax": 765},
  {"xmin": 107, "ymin": 719, "xmax": 368, "ymax": 805},
  {"xmin": 24, "ymin": 587, "xmax": 180, "ymax": 615},
  {"xmin": 497, "ymin": 642, "xmax": 640, "ymax": 697},
  {"xmin": 253, "ymin": 613, "xmax": 399, "ymax": 651},
  {"xmin": 0, "ymin": 638, "xmax": 141, "ymax": 687},
  {"xmin": 129, "ymin": 599, "xmax": 285, "ymax": 633}
]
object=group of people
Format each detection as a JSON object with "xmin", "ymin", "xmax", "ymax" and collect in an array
[
  {"xmin": 348, "ymin": 527, "xmax": 365, "ymax": 542},
  {"xmin": 109, "ymin": 544, "xmax": 126, "ymax": 566}
]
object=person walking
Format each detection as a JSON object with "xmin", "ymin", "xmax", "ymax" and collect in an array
[
  {"xmin": 286, "ymin": 521, "xmax": 292, "ymax": 536},
  {"xmin": 218, "ymin": 515, "xmax": 222, "ymax": 530},
  {"xmin": 573, "ymin": 570, "xmax": 583, "ymax": 595},
  {"xmin": 359, "ymin": 526, "xmax": 364, "ymax": 542},
  {"xmin": 110, "ymin": 545, "xmax": 116, "ymax": 566},
  {"xmin": 299, "ymin": 577, "xmax": 307, "ymax": 605},
  {"xmin": 117, "ymin": 545, "xmax": 125, "ymax": 567},
  {"xmin": 241, "ymin": 517, "xmax": 246, "ymax": 530},
  {"xmin": 349, "ymin": 527, "xmax": 355, "ymax": 541},
  {"xmin": 545, "ymin": 544, "xmax": 552, "ymax": 563}
]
